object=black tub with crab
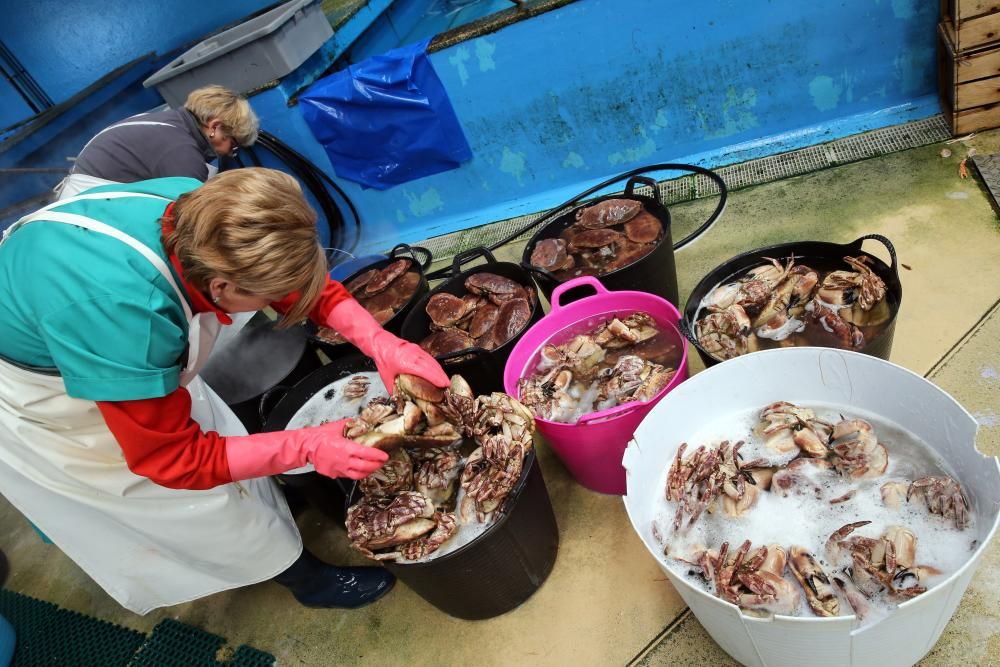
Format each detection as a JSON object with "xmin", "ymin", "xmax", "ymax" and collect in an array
[
  {"xmin": 680, "ymin": 234, "xmax": 902, "ymax": 367},
  {"xmin": 521, "ymin": 175, "xmax": 679, "ymax": 307},
  {"xmin": 310, "ymin": 244, "xmax": 432, "ymax": 357},
  {"xmin": 400, "ymin": 247, "xmax": 544, "ymax": 395}
]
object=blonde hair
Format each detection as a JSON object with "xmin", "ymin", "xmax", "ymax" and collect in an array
[
  {"xmin": 184, "ymin": 85, "xmax": 259, "ymax": 146},
  {"xmin": 165, "ymin": 168, "xmax": 328, "ymax": 326}
]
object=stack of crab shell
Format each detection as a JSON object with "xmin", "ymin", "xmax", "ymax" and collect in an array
[
  {"xmin": 316, "ymin": 258, "xmax": 421, "ymax": 344},
  {"xmin": 343, "ymin": 374, "xmax": 537, "ymax": 562}
]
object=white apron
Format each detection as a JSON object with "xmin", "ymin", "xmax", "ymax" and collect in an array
[{"xmin": 0, "ymin": 193, "xmax": 300, "ymax": 614}]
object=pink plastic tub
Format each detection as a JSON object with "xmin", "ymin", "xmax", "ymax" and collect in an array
[{"xmin": 503, "ymin": 276, "xmax": 688, "ymax": 494}]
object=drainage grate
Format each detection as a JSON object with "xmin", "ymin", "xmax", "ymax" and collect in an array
[{"xmin": 412, "ymin": 115, "xmax": 953, "ymax": 263}]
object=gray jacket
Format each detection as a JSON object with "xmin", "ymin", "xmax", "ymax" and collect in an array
[{"xmin": 72, "ymin": 108, "xmax": 217, "ymax": 182}]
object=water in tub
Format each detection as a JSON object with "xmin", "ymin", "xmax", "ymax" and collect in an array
[{"xmin": 647, "ymin": 402, "xmax": 977, "ymax": 625}]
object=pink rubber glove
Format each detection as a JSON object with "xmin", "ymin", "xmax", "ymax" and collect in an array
[
  {"xmin": 324, "ymin": 298, "xmax": 449, "ymax": 392},
  {"xmin": 226, "ymin": 418, "xmax": 388, "ymax": 481}
]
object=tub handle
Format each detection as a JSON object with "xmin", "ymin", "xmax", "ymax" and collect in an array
[
  {"xmin": 258, "ymin": 384, "xmax": 291, "ymax": 428},
  {"xmin": 625, "ymin": 175, "xmax": 663, "ymax": 206},
  {"xmin": 578, "ymin": 400, "xmax": 643, "ymax": 425},
  {"xmin": 676, "ymin": 317, "xmax": 700, "ymax": 348},
  {"xmin": 549, "ymin": 276, "xmax": 611, "ymax": 311},
  {"xmin": 451, "ymin": 246, "xmax": 498, "ymax": 275},
  {"xmin": 390, "ymin": 243, "xmax": 433, "ymax": 271},
  {"xmin": 853, "ymin": 234, "xmax": 898, "ymax": 277},
  {"xmin": 434, "ymin": 345, "xmax": 490, "ymax": 364}
]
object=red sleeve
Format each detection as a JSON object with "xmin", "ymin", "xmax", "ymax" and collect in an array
[
  {"xmin": 271, "ymin": 275, "xmax": 351, "ymax": 325},
  {"xmin": 96, "ymin": 387, "xmax": 233, "ymax": 490}
]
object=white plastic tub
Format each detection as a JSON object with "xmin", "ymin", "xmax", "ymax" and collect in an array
[{"xmin": 622, "ymin": 348, "xmax": 1000, "ymax": 667}]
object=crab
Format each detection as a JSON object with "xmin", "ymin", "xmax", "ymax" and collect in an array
[
  {"xmin": 569, "ymin": 228, "xmax": 625, "ymax": 250},
  {"xmin": 363, "ymin": 259, "xmax": 412, "ymax": 296},
  {"xmin": 419, "ymin": 327, "xmax": 478, "ymax": 358},
  {"xmin": 770, "ymin": 457, "xmax": 836, "ymax": 498},
  {"xmin": 695, "ymin": 303, "xmax": 757, "ymax": 361},
  {"xmin": 699, "ymin": 541, "xmax": 801, "ymax": 613},
  {"xmin": 807, "ymin": 302, "xmax": 865, "ymax": 349},
  {"xmin": 702, "ymin": 257, "xmax": 792, "ymax": 317},
  {"xmin": 517, "ymin": 366, "xmax": 575, "ymax": 422},
  {"xmin": 411, "ymin": 447, "xmax": 463, "ymax": 508},
  {"xmin": 426, "ymin": 292, "xmax": 471, "ymax": 329},
  {"xmin": 575, "ymin": 198, "xmax": 643, "ymax": 229},
  {"xmin": 363, "ymin": 270, "xmax": 419, "ymax": 313},
  {"xmin": 593, "ymin": 312, "xmax": 659, "ymax": 349},
  {"xmin": 828, "ymin": 418, "xmax": 888, "ymax": 479},
  {"xmin": 622, "ymin": 211, "xmax": 663, "ymax": 244},
  {"xmin": 465, "ymin": 272, "xmax": 530, "ymax": 306},
  {"xmin": 817, "ymin": 255, "xmax": 886, "ymax": 312},
  {"xmin": 459, "ymin": 393, "xmax": 535, "ymax": 522},
  {"xmin": 788, "ymin": 546, "xmax": 839, "ymax": 617},
  {"xmin": 358, "ymin": 448, "xmax": 414, "ymax": 498},
  {"xmin": 880, "ymin": 480, "xmax": 910, "ymax": 509},
  {"xmin": 346, "ymin": 491, "xmax": 437, "ymax": 558},
  {"xmin": 342, "ymin": 375, "xmax": 371, "ymax": 400},
  {"xmin": 907, "ymin": 475, "xmax": 970, "ymax": 529},
  {"xmin": 825, "ymin": 522, "xmax": 941, "ymax": 603},
  {"xmin": 666, "ymin": 440, "xmax": 766, "ymax": 531},
  {"xmin": 529, "ymin": 238, "xmax": 574, "ymax": 272},
  {"xmin": 754, "ymin": 401, "xmax": 832, "ymax": 457},
  {"xmin": 752, "ymin": 263, "xmax": 820, "ymax": 330},
  {"xmin": 494, "ymin": 297, "xmax": 532, "ymax": 347},
  {"xmin": 596, "ymin": 355, "xmax": 673, "ymax": 405},
  {"xmin": 385, "ymin": 512, "xmax": 459, "ymax": 561}
]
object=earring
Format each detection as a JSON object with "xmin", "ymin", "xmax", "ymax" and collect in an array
[
  {"xmin": 210, "ymin": 132, "xmax": 215, "ymax": 138},
  {"xmin": 212, "ymin": 295, "xmax": 220, "ymax": 304}
]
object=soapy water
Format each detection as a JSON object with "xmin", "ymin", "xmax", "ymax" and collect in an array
[{"xmin": 649, "ymin": 402, "xmax": 977, "ymax": 625}]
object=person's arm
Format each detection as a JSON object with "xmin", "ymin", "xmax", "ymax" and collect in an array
[{"xmin": 97, "ymin": 387, "xmax": 387, "ymax": 490}]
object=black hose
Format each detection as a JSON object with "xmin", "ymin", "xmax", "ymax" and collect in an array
[{"xmin": 424, "ymin": 163, "xmax": 728, "ymax": 280}]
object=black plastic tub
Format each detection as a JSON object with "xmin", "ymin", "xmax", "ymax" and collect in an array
[
  {"xmin": 345, "ymin": 447, "xmax": 559, "ymax": 620},
  {"xmin": 309, "ymin": 244, "xmax": 432, "ymax": 358},
  {"xmin": 261, "ymin": 352, "xmax": 378, "ymax": 523},
  {"xmin": 680, "ymin": 234, "xmax": 902, "ymax": 368},
  {"xmin": 400, "ymin": 247, "xmax": 544, "ymax": 395},
  {"xmin": 521, "ymin": 175, "xmax": 679, "ymax": 307}
]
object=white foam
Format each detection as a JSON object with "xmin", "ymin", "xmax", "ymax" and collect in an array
[{"xmin": 651, "ymin": 402, "xmax": 976, "ymax": 625}]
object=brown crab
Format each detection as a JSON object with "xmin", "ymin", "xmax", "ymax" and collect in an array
[
  {"xmin": 517, "ymin": 366, "xmax": 575, "ymax": 422},
  {"xmin": 426, "ymin": 292, "xmax": 471, "ymax": 329},
  {"xmin": 364, "ymin": 259, "xmax": 413, "ymax": 296},
  {"xmin": 529, "ymin": 238, "xmax": 574, "ymax": 272},
  {"xmin": 699, "ymin": 541, "xmax": 801, "ymax": 613},
  {"xmin": 754, "ymin": 401, "xmax": 833, "ymax": 457},
  {"xmin": 419, "ymin": 328, "xmax": 478, "ymax": 357},
  {"xmin": 593, "ymin": 312, "xmax": 659, "ymax": 349},
  {"xmin": 829, "ymin": 418, "xmax": 888, "ymax": 479},
  {"xmin": 807, "ymin": 302, "xmax": 865, "ymax": 349},
  {"xmin": 575, "ymin": 198, "xmax": 643, "ymax": 229},
  {"xmin": 346, "ymin": 491, "xmax": 437, "ymax": 558},
  {"xmin": 907, "ymin": 475, "xmax": 970, "ymax": 529},
  {"xmin": 623, "ymin": 211, "xmax": 663, "ymax": 244},
  {"xmin": 344, "ymin": 374, "xmax": 465, "ymax": 450},
  {"xmin": 465, "ymin": 272, "xmax": 529, "ymax": 305}
]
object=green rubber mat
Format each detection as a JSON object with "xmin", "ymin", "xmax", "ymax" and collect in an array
[{"xmin": 0, "ymin": 589, "xmax": 274, "ymax": 666}]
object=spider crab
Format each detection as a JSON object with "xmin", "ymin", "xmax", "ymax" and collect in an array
[
  {"xmin": 459, "ymin": 393, "xmax": 535, "ymax": 522},
  {"xmin": 698, "ymin": 541, "xmax": 801, "ymax": 614},
  {"xmin": 411, "ymin": 447, "xmax": 463, "ymax": 508},
  {"xmin": 701, "ymin": 257, "xmax": 793, "ymax": 319},
  {"xmin": 828, "ymin": 418, "xmax": 888, "ymax": 479},
  {"xmin": 346, "ymin": 490, "xmax": 438, "ymax": 559},
  {"xmin": 665, "ymin": 440, "xmax": 768, "ymax": 530},
  {"xmin": 907, "ymin": 475, "xmax": 970, "ymax": 529},
  {"xmin": 788, "ymin": 546, "xmax": 839, "ymax": 617},
  {"xmin": 825, "ymin": 522, "xmax": 941, "ymax": 607}
]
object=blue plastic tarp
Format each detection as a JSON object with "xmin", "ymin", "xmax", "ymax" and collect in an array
[{"xmin": 300, "ymin": 39, "xmax": 472, "ymax": 190}]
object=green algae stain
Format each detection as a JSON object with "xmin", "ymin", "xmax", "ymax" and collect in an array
[
  {"xmin": 707, "ymin": 86, "xmax": 759, "ymax": 139},
  {"xmin": 810, "ymin": 75, "xmax": 842, "ymax": 111},
  {"xmin": 500, "ymin": 146, "xmax": 528, "ymax": 185},
  {"xmin": 890, "ymin": 0, "xmax": 916, "ymax": 19},
  {"xmin": 448, "ymin": 46, "xmax": 471, "ymax": 86},
  {"xmin": 405, "ymin": 188, "xmax": 444, "ymax": 217},
  {"xmin": 396, "ymin": 209, "xmax": 406, "ymax": 223},
  {"xmin": 475, "ymin": 39, "xmax": 497, "ymax": 72},
  {"xmin": 608, "ymin": 128, "xmax": 657, "ymax": 166},
  {"xmin": 562, "ymin": 151, "xmax": 586, "ymax": 169}
]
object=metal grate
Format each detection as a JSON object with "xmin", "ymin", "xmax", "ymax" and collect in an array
[{"xmin": 410, "ymin": 115, "xmax": 953, "ymax": 263}]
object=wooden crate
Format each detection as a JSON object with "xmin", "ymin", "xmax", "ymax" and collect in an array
[
  {"xmin": 939, "ymin": 21, "xmax": 1000, "ymax": 133},
  {"xmin": 941, "ymin": 0, "xmax": 1000, "ymax": 51}
]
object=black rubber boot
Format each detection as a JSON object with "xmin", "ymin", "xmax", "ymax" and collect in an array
[{"xmin": 274, "ymin": 548, "xmax": 394, "ymax": 609}]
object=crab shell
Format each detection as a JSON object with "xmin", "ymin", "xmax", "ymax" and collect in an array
[
  {"xmin": 530, "ymin": 238, "xmax": 569, "ymax": 271},
  {"xmin": 364, "ymin": 259, "xmax": 413, "ymax": 296},
  {"xmin": 574, "ymin": 198, "xmax": 643, "ymax": 229}
]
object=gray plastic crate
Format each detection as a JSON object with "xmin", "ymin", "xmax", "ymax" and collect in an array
[{"xmin": 143, "ymin": 0, "xmax": 333, "ymax": 107}]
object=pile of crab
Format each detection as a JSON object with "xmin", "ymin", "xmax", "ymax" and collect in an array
[
  {"xmin": 317, "ymin": 259, "xmax": 421, "ymax": 344},
  {"xmin": 517, "ymin": 311, "xmax": 678, "ymax": 423},
  {"xmin": 529, "ymin": 198, "xmax": 664, "ymax": 281},
  {"xmin": 657, "ymin": 400, "xmax": 972, "ymax": 620},
  {"xmin": 344, "ymin": 373, "xmax": 536, "ymax": 562},
  {"xmin": 695, "ymin": 254, "xmax": 892, "ymax": 361},
  {"xmin": 419, "ymin": 272, "xmax": 536, "ymax": 358}
]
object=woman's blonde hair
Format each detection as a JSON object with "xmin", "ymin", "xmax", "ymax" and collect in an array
[
  {"xmin": 165, "ymin": 168, "xmax": 328, "ymax": 326},
  {"xmin": 184, "ymin": 85, "xmax": 259, "ymax": 146}
]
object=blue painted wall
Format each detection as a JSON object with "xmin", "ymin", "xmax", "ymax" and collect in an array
[
  {"xmin": 0, "ymin": 0, "xmax": 274, "ymax": 123},
  {"xmin": 279, "ymin": 0, "xmax": 938, "ymax": 253}
]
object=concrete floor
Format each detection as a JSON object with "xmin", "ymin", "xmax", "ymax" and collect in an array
[{"xmin": 2, "ymin": 125, "xmax": 1000, "ymax": 666}]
